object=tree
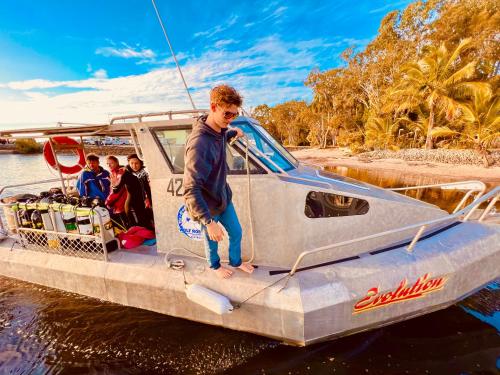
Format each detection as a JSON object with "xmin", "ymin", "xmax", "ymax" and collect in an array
[
  {"xmin": 432, "ymin": 87, "xmax": 499, "ymax": 164},
  {"xmin": 270, "ymin": 101, "xmax": 310, "ymax": 146},
  {"xmin": 394, "ymin": 38, "xmax": 487, "ymax": 149}
]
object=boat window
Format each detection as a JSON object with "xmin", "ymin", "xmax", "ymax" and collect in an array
[
  {"xmin": 152, "ymin": 127, "xmax": 265, "ymax": 174},
  {"xmin": 305, "ymin": 191, "xmax": 369, "ymax": 218},
  {"xmin": 226, "ymin": 144, "xmax": 267, "ymax": 174},
  {"xmin": 232, "ymin": 121, "xmax": 297, "ymax": 173},
  {"xmin": 153, "ymin": 128, "xmax": 190, "ymax": 173},
  {"xmin": 251, "ymin": 121, "xmax": 299, "ymax": 167}
]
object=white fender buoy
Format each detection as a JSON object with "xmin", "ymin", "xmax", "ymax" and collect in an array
[{"xmin": 185, "ymin": 284, "xmax": 233, "ymax": 315}]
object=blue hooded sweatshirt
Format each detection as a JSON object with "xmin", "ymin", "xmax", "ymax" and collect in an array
[{"xmin": 76, "ymin": 166, "xmax": 111, "ymax": 200}]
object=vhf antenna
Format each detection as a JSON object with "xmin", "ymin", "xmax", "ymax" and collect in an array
[{"xmin": 151, "ymin": 0, "xmax": 197, "ymax": 110}]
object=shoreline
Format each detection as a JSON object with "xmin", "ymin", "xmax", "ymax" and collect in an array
[
  {"xmin": 291, "ymin": 148, "xmax": 500, "ymax": 185},
  {"xmin": 1, "ymin": 145, "xmax": 499, "ymax": 185}
]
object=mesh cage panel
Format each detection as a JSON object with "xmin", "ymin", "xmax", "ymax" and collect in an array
[{"xmin": 17, "ymin": 228, "xmax": 108, "ymax": 261}]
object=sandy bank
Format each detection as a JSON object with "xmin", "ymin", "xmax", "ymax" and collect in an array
[{"xmin": 292, "ymin": 148, "xmax": 500, "ymax": 185}]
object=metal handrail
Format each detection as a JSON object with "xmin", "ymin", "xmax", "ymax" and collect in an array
[
  {"xmin": 235, "ymin": 137, "xmax": 289, "ymax": 175},
  {"xmin": 0, "ymin": 177, "xmax": 77, "ymax": 196},
  {"xmin": 389, "ymin": 180, "xmax": 487, "ymax": 213},
  {"xmin": 288, "ymin": 186, "xmax": 500, "ymax": 275},
  {"xmin": 109, "ymin": 109, "xmax": 209, "ymax": 124},
  {"xmin": 389, "ymin": 180, "xmax": 486, "ymax": 192}
]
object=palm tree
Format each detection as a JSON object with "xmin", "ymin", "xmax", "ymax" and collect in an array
[
  {"xmin": 365, "ymin": 115, "xmax": 400, "ymax": 149},
  {"xmin": 394, "ymin": 38, "xmax": 490, "ymax": 149},
  {"xmin": 431, "ymin": 88, "xmax": 499, "ymax": 165}
]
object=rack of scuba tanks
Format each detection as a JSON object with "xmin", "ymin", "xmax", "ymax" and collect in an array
[{"xmin": 0, "ymin": 178, "xmax": 119, "ymax": 262}]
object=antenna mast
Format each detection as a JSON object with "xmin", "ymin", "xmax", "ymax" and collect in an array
[{"xmin": 151, "ymin": 0, "xmax": 197, "ymax": 110}]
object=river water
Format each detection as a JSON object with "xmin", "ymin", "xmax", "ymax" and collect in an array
[{"xmin": 0, "ymin": 154, "xmax": 499, "ymax": 374}]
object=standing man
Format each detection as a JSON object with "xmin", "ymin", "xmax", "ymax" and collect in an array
[
  {"xmin": 76, "ymin": 153, "xmax": 111, "ymax": 201},
  {"xmin": 183, "ymin": 85, "xmax": 254, "ymax": 279}
]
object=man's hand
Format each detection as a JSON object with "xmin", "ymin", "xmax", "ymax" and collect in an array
[
  {"xmin": 233, "ymin": 127, "xmax": 244, "ymax": 138},
  {"xmin": 206, "ymin": 221, "xmax": 224, "ymax": 242}
]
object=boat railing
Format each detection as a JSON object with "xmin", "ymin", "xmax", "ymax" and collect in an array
[
  {"xmin": 389, "ymin": 180, "xmax": 487, "ymax": 213},
  {"xmin": 288, "ymin": 186, "xmax": 500, "ymax": 276},
  {"xmin": 0, "ymin": 177, "xmax": 114, "ymax": 262},
  {"xmin": 0, "ymin": 177, "xmax": 77, "ymax": 196},
  {"xmin": 109, "ymin": 109, "xmax": 209, "ymax": 124}
]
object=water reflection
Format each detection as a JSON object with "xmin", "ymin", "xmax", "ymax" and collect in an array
[
  {"xmin": 0, "ymin": 276, "xmax": 498, "ymax": 374},
  {"xmin": 327, "ymin": 165, "xmax": 498, "ymax": 213}
]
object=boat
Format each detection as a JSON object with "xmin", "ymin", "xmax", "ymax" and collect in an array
[{"xmin": 0, "ymin": 110, "xmax": 499, "ymax": 346}]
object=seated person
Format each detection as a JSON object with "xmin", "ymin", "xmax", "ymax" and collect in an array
[
  {"xmin": 76, "ymin": 153, "xmax": 110, "ymax": 201},
  {"xmin": 111, "ymin": 155, "xmax": 153, "ymax": 229},
  {"xmin": 105, "ymin": 155, "xmax": 129, "ymax": 230},
  {"xmin": 127, "ymin": 154, "xmax": 154, "ymax": 228}
]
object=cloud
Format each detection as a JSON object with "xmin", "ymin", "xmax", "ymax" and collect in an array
[
  {"xmin": 214, "ymin": 39, "xmax": 237, "ymax": 49},
  {"xmin": 93, "ymin": 69, "xmax": 108, "ymax": 79},
  {"xmin": 270, "ymin": 6, "xmax": 287, "ymax": 19},
  {"xmin": 96, "ymin": 43, "xmax": 156, "ymax": 59},
  {"xmin": 0, "ymin": 35, "xmax": 339, "ymax": 128},
  {"xmin": 193, "ymin": 15, "xmax": 239, "ymax": 39}
]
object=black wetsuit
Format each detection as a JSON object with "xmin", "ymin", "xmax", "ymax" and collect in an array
[{"xmin": 112, "ymin": 167, "xmax": 151, "ymax": 228}]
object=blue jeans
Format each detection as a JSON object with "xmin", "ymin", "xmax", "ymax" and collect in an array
[{"xmin": 201, "ymin": 202, "xmax": 242, "ymax": 270}]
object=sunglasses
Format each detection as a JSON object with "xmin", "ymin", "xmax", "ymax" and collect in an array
[{"xmin": 223, "ymin": 110, "xmax": 239, "ymax": 120}]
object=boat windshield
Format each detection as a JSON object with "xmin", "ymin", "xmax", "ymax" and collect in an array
[{"xmin": 233, "ymin": 119, "xmax": 298, "ymax": 172}]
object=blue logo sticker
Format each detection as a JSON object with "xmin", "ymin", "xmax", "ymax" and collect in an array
[{"xmin": 177, "ymin": 205, "xmax": 202, "ymax": 241}]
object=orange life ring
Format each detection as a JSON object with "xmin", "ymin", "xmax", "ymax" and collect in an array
[{"xmin": 43, "ymin": 136, "xmax": 86, "ymax": 175}]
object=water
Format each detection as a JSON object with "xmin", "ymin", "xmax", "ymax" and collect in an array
[{"xmin": 0, "ymin": 154, "xmax": 499, "ymax": 374}]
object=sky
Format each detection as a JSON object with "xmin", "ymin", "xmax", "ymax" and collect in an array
[{"xmin": 0, "ymin": 0, "xmax": 413, "ymax": 129}]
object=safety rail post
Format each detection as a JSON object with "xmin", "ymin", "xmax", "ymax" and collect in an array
[
  {"xmin": 453, "ymin": 190, "xmax": 475, "ymax": 213},
  {"xmin": 407, "ymin": 225, "xmax": 427, "ymax": 253},
  {"xmin": 129, "ymin": 129, "xmax": 143, "ymax": 160},
  {"xmin": 48, "ymin": 138, "xmax": 68, "ymax": 196},
  {"xmin": 94, "ymin": 210, "xmax": 109, "ymax": 262},
  {"xmin": 479, "ymin": 194, "xmax": 499, "ymax": 222}
]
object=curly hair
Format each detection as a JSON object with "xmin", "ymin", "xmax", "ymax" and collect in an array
[{"xmin": 210, "ymin": 85, "xmax": 243, "ymax": 107}]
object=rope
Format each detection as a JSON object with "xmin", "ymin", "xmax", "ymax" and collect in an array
[
  {"xmin": 151, "ymin": 0, "xmax": 197, "ymax": 110},
  {"xmin": 233, "ymin": 273, "xmax": 290, "ymax": 309}
]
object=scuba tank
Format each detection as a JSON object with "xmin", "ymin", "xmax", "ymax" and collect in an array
[
  {"xmin": 63, "ymin": 197, "xmax": 80, "ymax": 234},
  {"xmin": 91, "ymin": 206, "xmax": 115, "ymax": 243},
  {"xmin": 30, "ymin": 208, "xmax": 44, "ymax": 230},
  {"xmin": 39, "ymin": 197, "xmax": 54, "ymax": 231},
  {"xmin": 18, "ymin": 199, "xmax": 37, "ymax": 229},
  {"xmin": 61, "ymin": 206, "xmax": 78, "ymax": 234},
  {"xmin": 18, "ymin": 207, "xmax": 32, "ymax": 228},
  {"xmin": 39, "ymin": 197, "xmax": 58, "ymax": 249},
  {"xmin": 30, "ymin": 202, "xmax": 48, "ymax": 247},
  {"xmin": 50, "ymin": 194, "xmax": 68, "ymax": 233},
  {"xmin": 76, "ymin": 197, "xmax": 94, "ymax": 242}
]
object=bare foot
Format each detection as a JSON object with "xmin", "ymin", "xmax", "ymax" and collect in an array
[
  {"xmin": 237, "ymin": 262, "xmax": 254, "ymax": 274},
  {"xmin": 214, "ymin": 266, "xmax": 233, "ymax": 279}
]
